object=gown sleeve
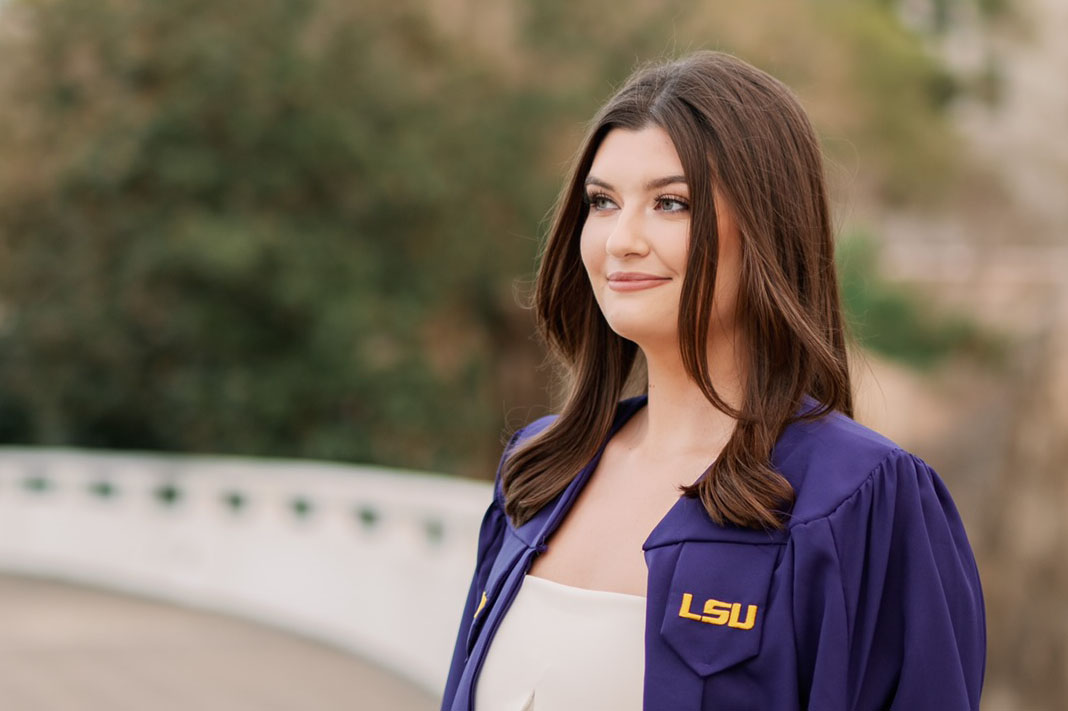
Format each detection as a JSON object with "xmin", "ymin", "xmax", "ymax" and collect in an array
[
  {"xmin": 439, "ymin": 426, "xmax": 524, "ymax": 710},
  {"xmin": 791, "ymin": 449, "xmax": 986, "ymax": 710}
]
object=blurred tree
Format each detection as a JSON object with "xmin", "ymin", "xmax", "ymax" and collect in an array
[
  {"xmin": 0, "ymin": 0, "xmax": 977, "ymax": 475},
  {"xmin": 0, "ymin": 0, "xmax": 562, "ymax": 472},
  {"xmin": 836, "ymin": 232, "xmax": 1002, "ymax": 368}
]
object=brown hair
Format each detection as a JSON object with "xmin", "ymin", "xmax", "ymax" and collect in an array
[{"xmin": 504, "ymin": 51, "xmax": 852, "ymax": 530}]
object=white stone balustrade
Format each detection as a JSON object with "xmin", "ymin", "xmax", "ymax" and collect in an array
[{"xmin": 0, "ymin": 447, "xmax": 492, "ymax": 697}]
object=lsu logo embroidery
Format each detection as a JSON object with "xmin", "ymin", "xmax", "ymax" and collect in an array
[{"xmin": 678, "ymin": 592, "xmax": 758, "ymax": 630}]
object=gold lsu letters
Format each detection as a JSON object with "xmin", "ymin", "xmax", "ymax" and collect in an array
[{"xmin": 678, "ymin": 592, "xmax": 758, "ymax": 630}]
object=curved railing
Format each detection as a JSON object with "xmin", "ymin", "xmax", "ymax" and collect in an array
[{"xmin": 0, "ymin": 447, "xmax": 490, "ymax": 696}]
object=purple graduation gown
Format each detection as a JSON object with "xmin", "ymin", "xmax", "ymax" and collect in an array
[{"xmin": 441, "ymin": 395, "xmax": 986, "ymax": 710}]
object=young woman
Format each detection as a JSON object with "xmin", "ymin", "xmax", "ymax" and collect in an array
[{"xmin": 441, "ymin": 51, "xmax": 985, "ymax": 711}]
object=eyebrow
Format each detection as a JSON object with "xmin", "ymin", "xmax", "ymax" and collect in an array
[{"xmin": 584, "ymin": 174, "xmax": 689, "ymax": 192}]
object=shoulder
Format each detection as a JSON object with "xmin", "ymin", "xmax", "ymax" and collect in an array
[
  {"xmin": 512, "ymin": 413, "xmax": 558, "ymax": 446},
  {"xmin": 773, "ymin": 407, "xmax": 932, "ymax": 527}
]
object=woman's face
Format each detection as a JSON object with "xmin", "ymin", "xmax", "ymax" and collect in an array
[{"xmin": 580, "ymin": 125, "xmax": 742, "ymax": 351}]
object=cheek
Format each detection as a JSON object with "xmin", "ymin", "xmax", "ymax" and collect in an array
[
  {"xmin": 579, "ymin": 223, "xmax": 602, "ymax": 277},
  {"xmin": 665, "ymin": 233, "xmax": 689, "ymax": 275}
]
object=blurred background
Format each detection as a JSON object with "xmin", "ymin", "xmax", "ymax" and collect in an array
[{"xmin": 0, "ymin": 0, "xmax": 1063, "ymax": 709}]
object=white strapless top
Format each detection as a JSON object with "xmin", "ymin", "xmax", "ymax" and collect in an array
[{"xmin": 474, "ymin": 573, "xmax": 646, "ymax": 711}]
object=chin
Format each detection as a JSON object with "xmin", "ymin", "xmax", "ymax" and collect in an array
[{"xmin": 603, "ymin": 320, "xmax": 678, "ymax": 348}]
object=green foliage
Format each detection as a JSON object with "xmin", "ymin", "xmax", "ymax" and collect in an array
[
  {"xmin": 817, "ymin": 1, "xmax": 963, "ymax": 204},
  {"xmin": 0, "ymin": 0, "xmax": 559, "ymax": 472},
  {"xmin": 0, "ymin": 0, "xmax": 984, "ymax": 475},
  {"xmin": 837, "ymin": 232, "xmax": 1003, "ymax": 368}
]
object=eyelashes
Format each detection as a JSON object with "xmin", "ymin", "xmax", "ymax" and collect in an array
[
  {"xmin": 582, "ymin": 191, "xmax": 690, "ymax": 213},
  {"xmin": 582, "ymin": 191, "xmax": 614, "ymax": 210},
  {"xmin": 656, "ymin": 195, "xmax": 690, "ymax": 213}
]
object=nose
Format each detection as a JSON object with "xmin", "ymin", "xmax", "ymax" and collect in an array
[{"xmin": 604, "ymin": 205, "xmax": 649, "ymax": 258}]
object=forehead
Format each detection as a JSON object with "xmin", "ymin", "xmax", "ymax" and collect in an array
[{"xmin": 588, "ymin": 125, "xmax": 686, "ymax": 186}]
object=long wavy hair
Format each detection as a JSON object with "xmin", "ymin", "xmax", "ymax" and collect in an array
[{"xmin": 503, "ymin": 51, "xmax": 852, "ymax": 531}]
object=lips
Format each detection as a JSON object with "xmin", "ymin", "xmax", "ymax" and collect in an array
[
  {"xmin": 608, "ymin": 271, "xmax": 669, "ymax": 281},
  {"xmin": 607, "ymin": 272, "xmax": 671, "ymax": 291}
]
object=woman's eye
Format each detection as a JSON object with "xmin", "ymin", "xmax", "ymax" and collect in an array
[
  {"xmin": 586, "ymin": 193, "xmax": 616, "ymax": 211},
  {"xmin": 584, "ymin": 192, "xmax": 687, "ymax": 213},
  {"xmin": 657, "ymin": 196, "xmax": 689, "ymax": 213}
]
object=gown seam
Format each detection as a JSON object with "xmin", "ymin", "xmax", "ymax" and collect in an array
[{"xmin": 786, "ymin": 447, "xmax": 908, "ymax": 529}]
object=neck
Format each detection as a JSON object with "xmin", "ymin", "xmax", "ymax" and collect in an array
[{"xmin": 628, "ymin": 332, "xmax": 745, "ymax": 461}]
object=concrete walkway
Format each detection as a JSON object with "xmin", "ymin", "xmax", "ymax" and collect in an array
[{"xmin": 0, "ymin": 574, "xmax": 438, "ymax": 711}]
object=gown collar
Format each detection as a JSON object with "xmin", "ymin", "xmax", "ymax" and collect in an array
[{"xmin": 511, "ymin": 393, "xmax": 820, "ymax": 550}]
